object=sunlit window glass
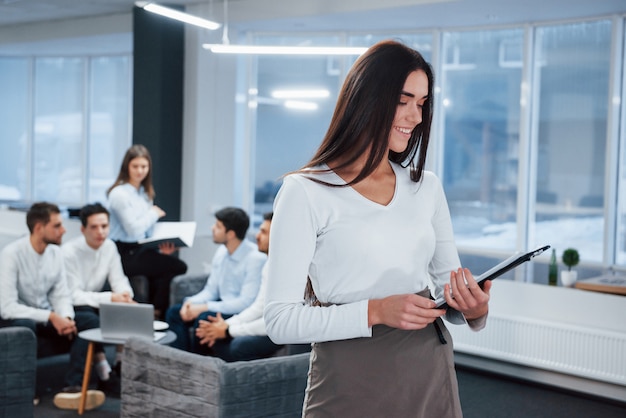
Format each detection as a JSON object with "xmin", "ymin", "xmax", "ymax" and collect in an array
[
  {"xmin": 89, "ymin": 56, "xmax": 132, "ymax": 203},
  {"xmin": 252, "ymin": 35, "xmax": 344, "ymax": 222},
  {"xmin": 33, "ymin": 57, "xmax": 84, "ymax": 204},
  {"xmin": 252, "ymin": 33, "xmax": 433, "ymax": 222},
  {"xmin": 616, "ymin": 25, "xmax": 626, "ymax": 266},
  {"xmin": 531, "ymin": 20, "xmax": 611, "ymax": 264},
  {"xmin": 0, "ymin": 58, "xmax": 29, "ymax": 202},
  {"xmin": 440, "ymin": 29, "xmax": 524, "ymax": 253}
]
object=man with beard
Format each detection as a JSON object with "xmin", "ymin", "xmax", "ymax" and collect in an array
[
  {"xmin": 0, "ymin": 202, "xmax": 105, "ymax": 411},
  {"xmin": 166, "ymin": 207, "xmax": 266, "ymax": 353}
]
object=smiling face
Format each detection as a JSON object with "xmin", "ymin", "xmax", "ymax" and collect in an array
[
  {"xmin": 388, "ymin": 69, "xmax": 429, "ymax": 154},
  {"xmin": 127, "ymin": 156, "xmax": 150, "ymax": 188},
  {"xmin": 82, "ymin": 213, "xmax": 110, "ymax": 250}
]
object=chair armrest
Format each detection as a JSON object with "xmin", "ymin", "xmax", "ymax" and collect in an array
[
  {"xmin": 169, "ymin": 274, "xmax": 208, "ymax": 306},
  {"xmin": 121, "ymin": 337, "xmax": 310, "ymax": 418},
  {"xmin": 0, "ymin": 327, "xmax": 36, "ymax": 417}
]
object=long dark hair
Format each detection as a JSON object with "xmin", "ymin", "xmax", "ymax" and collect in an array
[
  {"xmin": 301, "ymin": 39, "xmax": 434, "ymax": 184},
  {"xmin": 106, "ymin": 144, "xmax": 156, "ymax": 200}
]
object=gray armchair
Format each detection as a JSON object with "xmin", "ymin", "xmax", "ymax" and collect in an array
[
  {"xmin": 169, "ymin": 273, "xmax": 208, "ymax": 306},
  {"xmin": 0, "ymin": 326, "xmax": 36, "ymax": 417},
  {"xmin": 121, "ymin": 336, "xmax": 309, "ymax": 418}
]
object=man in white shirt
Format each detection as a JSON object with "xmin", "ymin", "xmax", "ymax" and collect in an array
[
  {"xmin": 165, "ymin": 207, "xmax": 266, "ymax": 353},
  {"xmin": 0, "ymin": 202, "xmax": 105, "ymax": 411},
  {"xmin": 62, "ymin": 202, "xmax": 135, "ymax": 392},
  {"xmin": 195, "ymin": 212, "xmax": 283, "ymax": 361}
]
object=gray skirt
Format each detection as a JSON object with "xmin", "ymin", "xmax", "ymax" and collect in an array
[{"xmin": 303, "ymin": 291, "xmax": 462, "ymax": 418}]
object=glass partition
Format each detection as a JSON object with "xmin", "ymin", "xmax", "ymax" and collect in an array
[
  {"xmin": 88, "ymin": 56, "xmax": 132, "ymax": 203},
  {"xmin": 439, "ymin": 28, "xmax": 524, "ymax": 252},
  {"xmin": 530, "ymin": 20, "xmax": 612, "ymax": 263},
  {"xmin": 33, "ymin": 57, "xmax": 85, "ymax": 204},
  {"xmin": 0, "ymin": 58, "xmax": 29, "ymax": 202}
]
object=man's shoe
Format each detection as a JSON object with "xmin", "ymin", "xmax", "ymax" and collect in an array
[
  {"xmin": 98, "ymin": 370, "xmax": 121, "ymax": 398},
  {"xmin": 53, "ymin": 386, "xmax": 106, "ymax": 410}
]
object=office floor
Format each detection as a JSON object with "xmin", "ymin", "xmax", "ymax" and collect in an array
[{"xmin": 33, "ymin": 353, "xmax": 626, "ymax": 418}]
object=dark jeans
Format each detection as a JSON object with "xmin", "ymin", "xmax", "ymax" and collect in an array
[
  {"xmin": 115, "ymin": 241, "xmax": 188, "ymax": 316},
  {"xmin": 165, "ymin": 304, "xmax": 232, "ymax": 354},
  {"xmin": 0, "ymin": 309, "xmax": 100, "ymax": 387},
  {"xmin": 211, "ymin": 335, "xmax": 283, "ymax": 362}
]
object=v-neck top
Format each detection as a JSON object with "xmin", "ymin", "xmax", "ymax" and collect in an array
[{"xmin": 264, "ymin": 162, "xmax": 461, "ymax": 344}]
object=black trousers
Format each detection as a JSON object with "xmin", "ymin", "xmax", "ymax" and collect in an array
[{"xmin": 114, "ymin": 241, "xmax": 188, "ymax": 316}]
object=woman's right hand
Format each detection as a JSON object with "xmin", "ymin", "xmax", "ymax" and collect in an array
[
  {"xmin": 368, "ymin": 294, "xmax": 445, "ymax": 329},
  {"xmin": 152, "ymin": 205, "xmax": 166, "ymax": 218}
]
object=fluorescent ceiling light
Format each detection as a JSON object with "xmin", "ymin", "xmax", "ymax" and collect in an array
[
  {"xmin": 271, "ymin": 89, "xmax": 330, "ymax": 99},
  {"xmin": 284, "ymin": 100, "xmax": 318, "ymax": 111},
  {"xmin": 136, "ymin": 2, "xmax": 221, "ymax": 30},
  {"xmin": 203, "ymin": 44, "xmax": 367, "ymax": 56}
]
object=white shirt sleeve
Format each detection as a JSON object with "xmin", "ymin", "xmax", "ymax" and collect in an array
[
  {"xmin": 264, "ymin": 176, "xmax": 371, "ymax": 345},
  {"xmin": 227, "ymin": 263, "xmax": 268, "ymax": 337}
]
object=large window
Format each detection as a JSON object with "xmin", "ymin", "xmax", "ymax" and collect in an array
[
  {"xmin": 0, "ymin": 58, "xmax": 29, "ymax": 202},
  {"xmin": 252, "ymin": 33, "xmax": 433, "ymax": 220},
  {"xmin": 530, "ymin": 21, "xmax": 612, "ymax": 263},
  {"xmin": 250, "ymin": 18, "xmax": 626, "ymax": 278},
  {"xmin": 0, "ymin": 54, "xmax": 131, "ymax": 206},
  {"xmin": 439, "ymin": 29, "xmax": 524, "ymax": 253}
]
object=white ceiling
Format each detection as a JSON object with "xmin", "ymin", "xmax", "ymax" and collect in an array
[
  {"xmin": 1, "ymin": 0, "xmax": 624, "ymax": 31},
  {"xmin": 0, "ymin": 0, "xmax": 624, "ymax": 55}
]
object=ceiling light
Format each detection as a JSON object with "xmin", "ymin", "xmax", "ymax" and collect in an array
[
  {"xmin": 271, "ymin": 89, "xmax": 330, "ymax": 99},
  {"xmin": 284, "ymin": 101, "xmax": 318, "ymax": 111},
  {"xmin": 203, "ymin": 44, "xmax": 367, "ymax": 56},
  {"xmin": 136, "ymin": 2, "xmax": 221, "ymax": 30}
]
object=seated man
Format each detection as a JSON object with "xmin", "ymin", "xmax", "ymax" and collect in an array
[
  {"xmin": 166, "ymin": 207, "xmax": 266, "ymax": 353},
  {"xmin": 0, "ymin": 202, "xmax": 106, "ymax": 411},
  {"xmin": 62, "ymin": 202, "xmax": 135, "ymax": 392},
  {"xmin": 195, "ymin": 212, "xmax": 283, "ymax": 361}
]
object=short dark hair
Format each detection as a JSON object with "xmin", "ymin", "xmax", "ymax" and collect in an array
[
  {"xmin": 26, "ymin": 202, "xmax": 61, "ymax": 233},
  {"xmin": 215, "ymin": 207, "xmax": 250, "ymax": 240},
  {"xmin": 263, "ymin": 212, "xmax": 273, "ymax": 222},
  {"xmin": 79, "ymin": 203, "xmax": 109, "ymax": 227}
]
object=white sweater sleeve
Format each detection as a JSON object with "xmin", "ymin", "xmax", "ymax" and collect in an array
[{"xmin": 264, "ymin": 176, "xmax": 371, "ymax": 345}]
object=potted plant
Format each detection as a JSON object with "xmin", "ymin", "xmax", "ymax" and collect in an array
[{"xmin": 560, "ymin": 248, "xmax": 580, "ymax": 287}]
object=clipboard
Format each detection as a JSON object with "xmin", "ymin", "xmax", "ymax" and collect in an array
[{"xmin": 435, "ymin": 244, "xmax": 551, "ymax": 309}]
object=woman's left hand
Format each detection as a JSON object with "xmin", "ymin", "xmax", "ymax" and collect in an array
[
  {"xmin": 158, "ymin": 241, "xmax": 177, "ymax": 255},
  {"xmin": 444, "ymin": 268, "xmax": 491, "ymax": 320}
]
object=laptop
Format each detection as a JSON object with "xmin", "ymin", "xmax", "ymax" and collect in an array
[{"xmin": 99, "ymin": 302, "xmax": 166, "ymax": 342}]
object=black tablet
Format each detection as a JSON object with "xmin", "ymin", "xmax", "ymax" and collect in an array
[{"xmin": 435, "ymin": 244, "xmax": 550, "ymax": 309}]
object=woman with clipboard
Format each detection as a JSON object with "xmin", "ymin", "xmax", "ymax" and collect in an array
[
  {"xmin": 107, "ymin": 144, "xmax": 187, "ymax": 319},
  {"xmin": 264, "ymin": 40, "xmax": 491, "ymax": 417}
]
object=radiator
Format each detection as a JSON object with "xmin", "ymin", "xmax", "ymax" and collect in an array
[{"xmin": 448, "ymin": 314, "xmax": 626, "ymax": 386}]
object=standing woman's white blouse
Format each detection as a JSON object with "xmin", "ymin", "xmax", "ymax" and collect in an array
[
  {"xmin": 264, "ymin": 162, "xmax": 461, "ymax": 344},
  {"xmin": 107, "ymin": 183, "xmax": 159, "ymax": 242}
]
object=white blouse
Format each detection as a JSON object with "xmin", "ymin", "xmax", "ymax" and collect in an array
[
  {"xmin": 107, "ymin": 183, "xmax": 159, "ymax": 242},
  {"xmin": 264, "ymin": 162, "xmax": 462, "ymax": 344}
]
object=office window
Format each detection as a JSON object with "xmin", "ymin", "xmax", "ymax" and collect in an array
[
  {"xmin": 440, "ymin": 29, "xmax": 524, "ymax": 252},
  {"xmin": 531, "ymin": 21, "xmax": 611, "ymax": 263},
  {"xmin": 617, "ymin": 25, "xmax": 626, "ymax": 266},
  {"xmin": 253, "ymin": 33, "xmax": 433, "ymax": 220},
  {"xmin": 33, "ymin": 57, "xmax": 84, "ymax": 204},
  {"xmin": 89, "ymin": 56, "xmax": 132, "ymax": 203},
  {"xmin": 0, "ymin": 54, "xmax": 131, "ymax": 207},
  {"xmin": 0, "ymin": 58, "xmax": 29, "ymax": 201},
  {"xmin": 252, "ymin": 34, "xmax": 346, "ymax": 219}
]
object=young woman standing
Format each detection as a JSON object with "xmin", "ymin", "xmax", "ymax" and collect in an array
[{"xmin": 264, "ymin": 40, "xmax": 491, "ymax": 417}]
